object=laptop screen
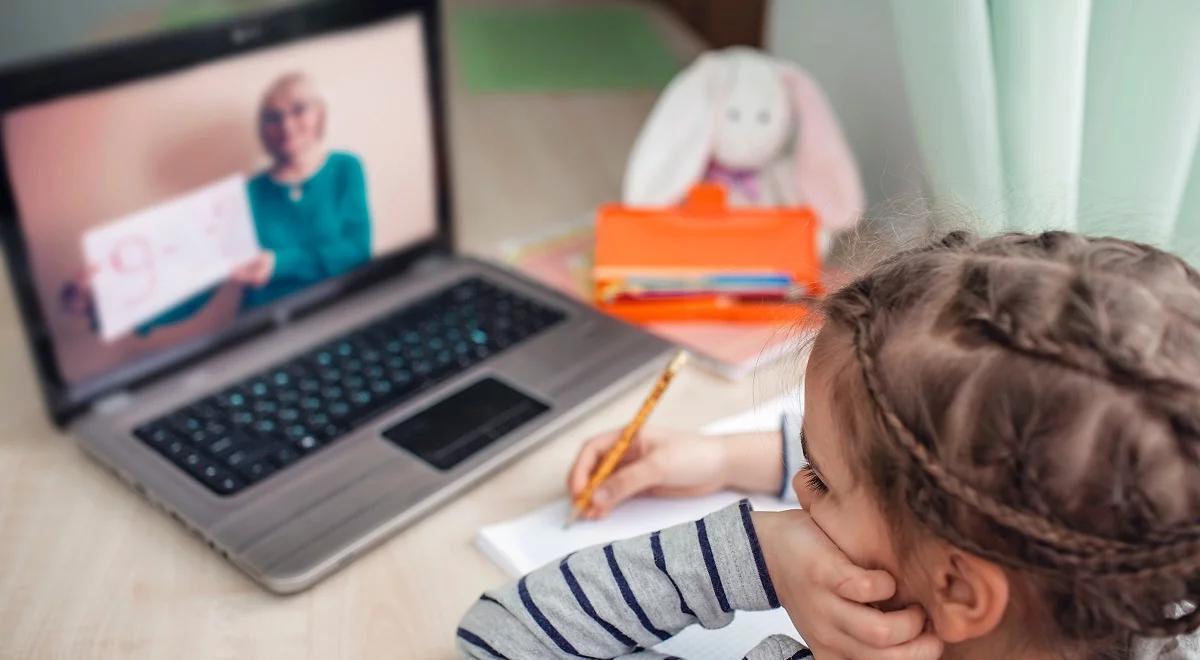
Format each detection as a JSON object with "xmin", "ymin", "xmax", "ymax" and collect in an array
[{"xmin": 1, "ymin": 15, "xmax": 437, "ymax": 389}]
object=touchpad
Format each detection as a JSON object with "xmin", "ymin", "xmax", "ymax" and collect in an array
[{"xmin": 382, "ymin": 377, "xmax": 549, "ymax": 470}]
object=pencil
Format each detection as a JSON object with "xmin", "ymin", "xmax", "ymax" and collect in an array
[{"xmin": 565, "ymin": 350, "xmax": 689, "ymax": 528}]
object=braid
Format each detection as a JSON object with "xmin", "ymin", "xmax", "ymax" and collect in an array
[
  {"xmin": 904, "ymin": 490, "xmax": 1200, "ymax": 638},
  {"xmin": 849, "ymin": 307, "xmax": 1200, "ymax": 578},
  {"xmin": 824, "ymin": 230, "xmax": 1200, "ymax": 641}
]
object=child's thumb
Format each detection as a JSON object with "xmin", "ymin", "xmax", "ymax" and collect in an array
[{"xmin": 834, "ymin": 565, "xmax": 897, "ymax": 604}]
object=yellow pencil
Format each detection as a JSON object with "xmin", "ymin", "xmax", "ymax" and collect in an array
[{"xmin": 565, "ymin": 350, "xmax": 689, "ymax": 528}]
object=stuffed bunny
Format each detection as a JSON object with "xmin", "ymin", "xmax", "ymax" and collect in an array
[{"xmin": 623, "ymin": 47, "xmax": 864, "ymax": 243}]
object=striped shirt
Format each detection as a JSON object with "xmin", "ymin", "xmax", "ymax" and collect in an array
[{"xmin": 457, "ymin": 499, "xmax": 811, "ymax": 659}]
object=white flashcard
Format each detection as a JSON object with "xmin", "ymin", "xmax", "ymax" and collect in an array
[{"xmin": 83, "ymin": 174, "xmax": 260, "ymax": 342}]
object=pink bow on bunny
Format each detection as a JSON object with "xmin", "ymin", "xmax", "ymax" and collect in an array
[{"xmin": 622, "ymin": 47, "xmax": 864, "ymax": 249}]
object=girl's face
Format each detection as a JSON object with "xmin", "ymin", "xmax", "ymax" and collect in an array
[
  {"xmin": 795, "ymin": 337, "xmax": 927, "ymax": 611},
  {"xmin": 260, "ymin": 81, "xmax": 323, "ymax": 164}
]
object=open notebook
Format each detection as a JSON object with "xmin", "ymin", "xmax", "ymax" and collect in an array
[{"xmin": 475, "ymin": 393, "xmax": 805, "ymax": 657}]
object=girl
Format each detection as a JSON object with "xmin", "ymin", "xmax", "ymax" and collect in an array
[{"xmin": 458, "ymin": 231, "xmax": 1200, "ymax": 659}]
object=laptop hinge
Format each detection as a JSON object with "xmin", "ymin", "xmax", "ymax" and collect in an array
[
  {"xmin": 92, "ymin": 390, "xmax": 134, "ymax": 416},
  {"xmin": 412, "ymin": 253, "xmax": 449, "ymax": 274}
]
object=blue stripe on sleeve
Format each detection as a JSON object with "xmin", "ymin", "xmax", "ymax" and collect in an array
[
  {"xmin": 559, "ymin": 555, "xmax": 642, "ymax": 650},
  {"xmin": 738, "ymin": 499, "xmax": 781, "ymax": 608},
  {"xmin": 696, "ymin": 518, "xmax": 732, "ymax": 612},
  {"xmin": 457, "ymin": 627, "xmax": 510, "ymax": 659},
  {"xmin": 650, "ymin": 531, "xmax": 695, "ymax": 616},
  {"xmin": 787, "ymin": 650, "xmax": 814, "ymax": 659},
  {"xmin": 517, "ymin": 576, "xmax": 584, "ymax": 656},
  {"xmin": 603, "ymin": 544, "xmax": 671, "ymax": 641}
]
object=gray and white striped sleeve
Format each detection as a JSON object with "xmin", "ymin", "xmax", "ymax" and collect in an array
[{"xmin": 456, "ymin": 500, "xmax": 810, "ymax": 659}]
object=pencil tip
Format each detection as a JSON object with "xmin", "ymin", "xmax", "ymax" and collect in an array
[{"xmin": 564, "ymin": 509, "xmax": 581, "ymax": 529}]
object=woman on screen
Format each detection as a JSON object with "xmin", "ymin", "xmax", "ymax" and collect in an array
[{"xmin": 137, "ymin": 72, "xmax": 373, "ymax": 333}]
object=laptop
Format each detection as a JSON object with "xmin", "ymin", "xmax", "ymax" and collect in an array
[{"xmin": 0, "ymin": 0, "xmax": 672, "ymax": 593}]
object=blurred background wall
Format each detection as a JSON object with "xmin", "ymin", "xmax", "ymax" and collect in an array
[
  {"xmin": 0, "ymin": 0, "xmax": 923, "ymax": 226},
  {"xmin": 765, "ymin": 1, "xmax": 925, "ymax": 222}
]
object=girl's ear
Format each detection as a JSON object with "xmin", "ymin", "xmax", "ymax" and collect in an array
[
  {"xmin": 777, "ymin": 66, "xmax": 864, "ymax": 233},
  {"xmin": 926, "ymin": 548, "xmax": 1011, "ymax": 643},
  {"xmin": 622, "ymin": 53, "xmax": 726, "ymax": 206}
]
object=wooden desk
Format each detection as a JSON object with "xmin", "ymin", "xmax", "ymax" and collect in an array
[{"xmin": 0, "ymin": 4, "xmax": 793, "ymax": 657}]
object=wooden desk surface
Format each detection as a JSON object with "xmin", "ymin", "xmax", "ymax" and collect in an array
[{"xmin": 0, "ymin": 4, "xmax": 795, "ymax": 658}]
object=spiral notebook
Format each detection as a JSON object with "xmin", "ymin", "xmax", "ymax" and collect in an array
[{"xmin": 475, "ymin": 394, "xmax": 805, "ymax": 657}]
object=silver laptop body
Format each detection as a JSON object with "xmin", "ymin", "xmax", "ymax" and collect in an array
[{"xmin": 0, "ymin": 0, "xmax": 672, "ymax": 592}]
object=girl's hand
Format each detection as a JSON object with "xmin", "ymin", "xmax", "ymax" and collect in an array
[
  {"xmin": 567, "ymin": 427, "xmax": 734, "ymax": 520},
  {"xmin": 754, "ymin": 509, "xmax": 944, "ymax": 660},
  {"xmin": 231, "ymin": 251, "xmax": 275, "ymax": 287}
]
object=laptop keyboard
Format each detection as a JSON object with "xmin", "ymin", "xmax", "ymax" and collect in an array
[{"xmin": 133, "ymin": 277, "xmax": 565, "ymax": 496}]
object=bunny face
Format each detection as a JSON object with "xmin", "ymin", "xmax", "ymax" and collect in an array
[
  {"xmin": 711, "ymin": 58, "xmax": 793, "ymax": 171},
  {"xmin": 623, "ymin": 47, "xmax": 863, "ymax": 236}
]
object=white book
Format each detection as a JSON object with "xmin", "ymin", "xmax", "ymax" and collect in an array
[{"xmin": 475, "ymin": 393, "xmax": 805, "ymax": 657}]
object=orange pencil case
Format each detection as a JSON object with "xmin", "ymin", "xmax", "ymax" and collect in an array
[{"xmin": 593, "ymin": 183, "xmax": 823, "ymax": 323}]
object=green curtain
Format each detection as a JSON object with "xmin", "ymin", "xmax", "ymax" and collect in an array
[{"xmin": 889, "ymin": 0, "xmax": 1200, "ymax": 259}]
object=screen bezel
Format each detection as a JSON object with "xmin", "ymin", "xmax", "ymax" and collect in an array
[{"xmin": 0, "ymin": 0, "xmax": 454, "ymax": 425}]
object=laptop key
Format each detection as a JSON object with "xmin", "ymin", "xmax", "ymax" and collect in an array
[
  {"xmin": 179, "ymin": 450, "xmax": 205, "ymax": 473},
  {"xmin": 165, "ymin": 439, "xmax": 189, "ymax": 459},
  {"xmin": 295, "ymin": 435, "xmax": 321, "ymax": 452},
  {"xmin": 226, "ymin": 446, "xmax": 270, "ymax": 468},
  {"xmin": 177, "ymin": 451, "xmax": 237, "ymax": 491},
  {"xmin": 135, "ymin": 424, "xmax": 174, "ymax": 448},
  {"xmin": 199, "ymin": 462, "xmax": 240, "ymax": 494},
  {"xmin": 212, "ymin": 474, "xmax": 242, "ymax": 495},
  {"xmin": 183, "ymin": 428, "xmax": 211, "ymax": 446},
  {"xmin": 273, "ymin": 445, "xmax": 300, "ymax": 466},
  {"xmin": 207, "ymin": 435, "xmax": 239, "ymax": 457},
  {"xmin": 237, "ymin": 459, "xmax": 275, "ymax": 483},
  {"xmin": 327, "ymin": 401, "xmax": 351, "ymax": 419},
  {"xmin": 231, "ymin": 410, "xmax": 255, "ymax": 426}
]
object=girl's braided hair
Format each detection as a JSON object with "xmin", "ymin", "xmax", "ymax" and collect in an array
[{"xmin": 819, "ymin": 230, "xmax": 1200, "ymax": 645}]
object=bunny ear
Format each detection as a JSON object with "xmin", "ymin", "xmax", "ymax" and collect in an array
[
  {"xmin": 622, "ymin": 54, "xmax": 726, "ymax": 206},
  {"xmin": 779, "ymin": 67, "xmax": 864, "ymax": 232}
]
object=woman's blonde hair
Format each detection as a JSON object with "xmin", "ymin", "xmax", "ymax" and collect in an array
[{"xmin": 257, "ymin": 72, "xmax": 326, "ymax": 151}]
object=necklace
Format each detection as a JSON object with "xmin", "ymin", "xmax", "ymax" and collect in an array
[{"xmin": 288, "ymin": 184, "xmax": 303, "ymax": 202}]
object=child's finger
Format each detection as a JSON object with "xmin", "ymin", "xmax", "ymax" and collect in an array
[
  {"xmin": 589, "ymin": 461, "xmax": 660, "ymax": 514},
  {"xmin": 821, "ymin": 560, "xmax": 896, "ymax": 604},
  {"xmin": 567, "ymin": 434, "xmax": 615, "ymax": 494},
  {"xmin": 833, "ymin": 602, "xmax": 926, "ymax": 649},
  {"xmin": 859, "ymin": 629, "xmax": 943, "ymax": 660},
  {"xmin": 816, "ymin": 620, "xmax": 941, "ymax": 660}
]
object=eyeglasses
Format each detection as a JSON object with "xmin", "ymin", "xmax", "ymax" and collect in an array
[{"xmin": 261, "ymin": 101, "xmax": 314, "ymax": 126}]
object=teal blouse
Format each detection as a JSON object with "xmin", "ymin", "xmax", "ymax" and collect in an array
[{"xmin": 141, "ymin": 151, "xmax": 371, "ymax": 333}]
